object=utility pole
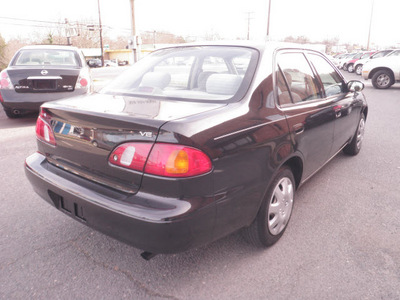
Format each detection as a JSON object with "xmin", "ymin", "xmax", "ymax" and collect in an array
[
  {"xmin": 97, "ymin": 0, "xmax": 104, "ymax": 67},
  {"xmin": 367, "ymin": 0, "xmax": 374, "ymax": 50},
  {"xmin": 65, "ymin": 18, "xmax": 71, "ymax": 45},
  {"xmin": 266, "ymin": 0, "xmax": 271, "ymax": 40},
  {"xmin": 130, "ymin": 0, "xmax": 138, "ymax": 63},
  {"xmin": 246, "ymin": 12, "xmax": 254, "ymax": 40}
]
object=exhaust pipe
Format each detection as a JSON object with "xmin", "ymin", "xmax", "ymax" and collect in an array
[
  {"xmin": 13, "ymin": 109, "xmax": 21, "ymax": 115},
  {"xmin": 141, "ymin": 251, "xmax": 157, "ymax": 261}
]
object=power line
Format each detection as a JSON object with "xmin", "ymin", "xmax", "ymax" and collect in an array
[
  {"xmin": 0, "ymin": 21, "xmax": 60, "ymax": 29},
  {"xmin": 0, "ymin": 16, "xmax": 131, "ymax": 34},
  {"xmin": 0, "ymin": 16, "xmax": 62, "ymax": 25}
]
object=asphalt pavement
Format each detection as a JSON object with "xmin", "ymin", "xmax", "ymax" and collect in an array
[{"xmin": 0, "ymin": 69, "xmax": 399, "ymax": 299}]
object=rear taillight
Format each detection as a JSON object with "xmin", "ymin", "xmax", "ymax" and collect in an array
[
  {"xmin": 0, "ymin": 70, "xmax": 12, "ymax": 90},
  {"xmin": 109, "ymin": 143, "xmax": 152, "ymax": 172},
  {"xmin": 75, "ymin": 69, "xmax": 90, "ymax": 89},
  {"xmin": 36, "ymin": 109, "xmax": 56, "ymax": 146},
  {"xmin": 109, "ymin": 143, "xmax": 212, "ymax": 178}
]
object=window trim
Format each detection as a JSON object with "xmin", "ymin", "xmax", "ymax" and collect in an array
[{"xmin": 274, "ymin": 48, "xmax": 346, "ymax": 108}]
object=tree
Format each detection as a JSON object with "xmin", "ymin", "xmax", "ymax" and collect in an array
[
  {"xmin": 283, "ymin": 35, "xmax": 310, "ymax": 44},
  {"xmin": 0, "ymin": 34, "xmax": 7, "ymax": 70}
]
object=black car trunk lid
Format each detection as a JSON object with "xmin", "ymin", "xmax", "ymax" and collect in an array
[
  {"xmin": 7, "ymin": 68, "xmax": 80, "ymax": 93},
  {"xmin": 39, "ymin": 93, "xmax": 225, "ymax": 194}
]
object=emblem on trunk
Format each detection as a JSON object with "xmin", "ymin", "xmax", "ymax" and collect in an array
[
  {"xmin": 140, "ymin": 131, "xmax": 153, "ymax": 138},
  {"xmin": 41, "ymin": 70, "xmax": 48, "ymax": 75}
]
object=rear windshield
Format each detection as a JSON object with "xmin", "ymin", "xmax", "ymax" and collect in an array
[
  {"xmin": 13, "ymin": 49, "xmax": 80, "ymax": 67},
  {"xmin": 102, "ymin": 46, "xmax": 259, "ymax": 102}
]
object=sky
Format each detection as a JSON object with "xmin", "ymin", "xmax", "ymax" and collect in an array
[{"xmin": 0, "ymin": 0, "xmax": 399, "ymax": 48}]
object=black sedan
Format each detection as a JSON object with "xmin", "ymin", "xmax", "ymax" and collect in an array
[
  {"xmin": 25, "ymin": 42, "xmax": 367, "ymax": 259},
  {"xmin": 0, "ymin": 45, "xmax": 92, "ymax": 118}
]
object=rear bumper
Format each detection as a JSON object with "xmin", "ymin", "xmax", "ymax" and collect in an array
[
  {"xmin": 0, "ymin": 88, "xmax": 88, "ymax": 112},
  {"xmin": 25, "ymin": 152, "xmax": 216, "ymax": 254}
]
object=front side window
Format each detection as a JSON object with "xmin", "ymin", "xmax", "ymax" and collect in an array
[
  {"xmin": 387, "ymin": 50, "xmax": 400, "ymax": 57},
  {"xmin": 102, "ymin": 46, "xmax": 258, "ymax": 102},
  {"xmin": 277, "ymin": 52, "xmax": 321, "ymax": 104},
  {"xmin": 14, "ymin": 49, "xmax": 80, "ymax": 67},
  {"xmin": 308, "ymin": 53, "xmax": 344, "ymax": 97},
  {"xmin": 372, "ymin": 51, "xmax": 390, "ymax": 59}
]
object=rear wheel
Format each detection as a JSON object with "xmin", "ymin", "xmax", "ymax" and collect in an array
[
  {"xmin": 371, "ymin": 70, "xmax": 393, "ymax": 89},
  {"xmin": 347, "ymin": 64, "xmax": 354, "ymax": 73},
  {"xmin": 343, "ymin": 114, "xmax": 365, "ymax": 156},
  {"xmin": 243, "ymin": 167, "xmax": 295, "ymax": 247}
]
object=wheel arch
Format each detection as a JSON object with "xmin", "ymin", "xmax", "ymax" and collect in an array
[
  {"xmin": 362, "ymin": 106, "xmax": 368, "ymax": 121},
  {"xmin": 368, "ymin": 67, "xmax": 394, "ymax": 80},
  {"xmin": 281, "ymin": 155, "xmax": 303, "ymax": 189}
]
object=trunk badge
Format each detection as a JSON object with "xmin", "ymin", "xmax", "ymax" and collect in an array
[
  {"xmin": 41, "ymin": 70, "xmax": 48, "ymax": 75},
  {"xmin": 140, "ymin": 131, "xmax": 153, "ymax": 138}
]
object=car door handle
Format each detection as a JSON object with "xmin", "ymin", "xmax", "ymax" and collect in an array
[{"xmin": 293, "ymin": 123, "xmax": 304, "ymax": 135}]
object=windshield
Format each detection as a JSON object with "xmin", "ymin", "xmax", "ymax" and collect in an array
[
  {"xmin": 387, "ymin": 50, "xmax": 400, "ymax": 57},
  {"xmin": 102, "ymin": 46, "xmax": 259, "ymax": 102},
  {"xmin": 14, "ymin": 49, "xmax": 80, "ymax": 67},
  {"xmin": 360, "ymin": 53, "xmax": 371, "ymax": 59}
]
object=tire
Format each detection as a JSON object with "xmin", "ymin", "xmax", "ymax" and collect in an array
[
  {"xmin": 355, "ymin": 64, "xmax": 363, "ymax": 75},
  {"xmin": 343, "ymin": 114, "xmax": 365, "ymax": 156},
  {"xmin": 371, "ymin": 70, "xmax": 393, "ymax": 89},
  {"xmin": 347, "ymin": 64, "xmax": 354, "ymax": 73},
  {"xmin": 242, "ymin": 167, "xmax": 295, "ymax": 247},
  {"xmin": 343, "ymin": 64, "xmax": 348, "ymax": 71}
]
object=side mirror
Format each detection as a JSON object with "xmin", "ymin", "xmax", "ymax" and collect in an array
[{"xmin": 347, "ymin": 80, "xmax": 364, "ymax": 92}]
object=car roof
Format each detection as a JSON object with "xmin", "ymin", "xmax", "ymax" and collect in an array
[
  {"xmin": 153, "ymin": 40, "xmax": 325, "ymax": 54},
  {"xmin": 18, "ymin": 45, "xmax": 80, "ymax": 51}
]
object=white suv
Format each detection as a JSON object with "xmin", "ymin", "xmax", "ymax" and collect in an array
[{"xmin": 362, "ymin": 49, "xmax": 400, "ymax": 89}]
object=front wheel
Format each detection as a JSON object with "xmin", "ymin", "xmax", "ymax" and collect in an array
[
  {"xmin": 371, "ymin": 70, "xmax": 393, "ymax": 89},
  {"xmin": 242, "ymin": 167, "xmax": 295, "ymax": 247},
  {"xmin": 347, "ymin": 64, "xmax": 354, "ymax": 73},
  {"xmin": 343, "ymin": 114, "xmax": 365, "ymax": 156}
]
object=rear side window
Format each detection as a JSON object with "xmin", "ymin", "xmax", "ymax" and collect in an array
[
  {"xmin": 277, "ymin": 52, "xmax": 321, "ymax": 104},
  {"xmin": 14, "ymin": 49, "xmax": 80, "ymax": 67},
  {"xmin": 308, "ymin": 53, "xmax": 344, "ymax": 97}
]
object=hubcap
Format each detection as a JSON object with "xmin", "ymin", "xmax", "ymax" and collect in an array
[
  {"xmin": 377, "ymin": 74, "xmax": 390, "ymax": 87},
  {"xmin": 268, "ymin": 177, "xmax": 294, "ymax": 235},
  {"xmin": 356, "ymin": 118, "xmax": 365, "ymax": 150}
]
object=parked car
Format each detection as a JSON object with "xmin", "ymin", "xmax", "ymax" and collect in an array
[
  {"xmin": 354, "ymin": 49, "xmax": 394, "ymax": 75},
  {"xmin": 362, "ymin": 49, "xmax": 400, "ymax": 89},
  {"xmin": 326, "ymin": 54, "xmax": 340, "ymax": 68},
  {"xmin": 346, "ymin": 51, "xmax": 376, "ymax": 73},
  {"xmin": 25, "ymin": 42, "xmax": 367, "ymax": 259},
  {"xmin": 87, "ymin": 58, "xmax": 102, "ymax": 68},
  {"xmin": 0, "ymin": 45, "xmax": 92, "ymax": 118},
  {"xmin": 338, "ymin": 53, "xmax": 357, "ymax": 69},
  {"xmin": 118, "ymin": 60, "xmax": 129, "ymax": 66},
  {"xmin": 104, "ymin": 60, "xmax": 118, "ymax": 67}
]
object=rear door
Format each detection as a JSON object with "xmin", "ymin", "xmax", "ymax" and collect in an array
[
  {"xmin": 276, "ymin": 51, "xmax": 335, "ymax": 179},
  {"xmin": 307, "ymin": 52, "xmax": 362, "ymax": 155}
]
